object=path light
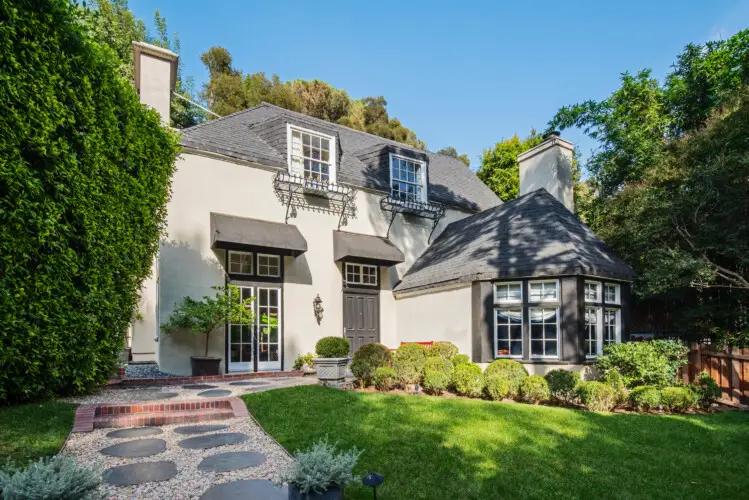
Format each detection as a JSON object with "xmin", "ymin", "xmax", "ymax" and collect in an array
[
  {"xmin": 362, "ymin": 472, "xmax": 384, "ymax": 499},
  {"xmin": 312, "ymin": 294, "xmax": 324, "ymax": 324}
]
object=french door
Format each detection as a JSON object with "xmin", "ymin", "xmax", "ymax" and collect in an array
[{"xmin": 228, "ymin": 286, "xmax": 282, "ymax": 372}]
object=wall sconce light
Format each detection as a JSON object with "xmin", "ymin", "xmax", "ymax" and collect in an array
[{"xmin": 313, "ymin": 294, "xmax": 324, "ymax": 325}]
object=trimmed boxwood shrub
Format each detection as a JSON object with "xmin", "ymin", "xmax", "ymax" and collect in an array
[
  {"xmin": 576, "ymin": 381, "xmax": 616, "ymax": 412},
  {"xmin": 452, "ymin": 354, "xmax": 470, "ymax": 367},
  {"xmin": 350, "ymin": 343, "xmax": 391, "ymax": 387},
  {"xmin": 315, "ymin": 337, "xmax": 350, "ymax": 358},
  {"xmin": 518, "ymin": 375, "xmax": 550, "ymax": 404},
  {"xmin": 452, "ymin": 363, "xmax": 484, "ymax": 397},
  {"xmin": 393, "ymin": 343, "xmax": 428, "ymax": 385},
  {"xmin": 0, "ymin": 0, "xmax": 180, "ymax": 401},
  {"xmin": 423, "ymin": 371, "xmax": 450, "ymax": 395},
  {"xmin": 629, "ymin": 385, "xmax": 661, "ymax": 412},
  {"xmin": 484, "ymin": 359, "xmax": 528, "ymax": 398},
  {"xmin": 693, "ymin": 370, "xmax": 721, "ymax": 408},
  {"xmin": 428, "ymin": 341, "xmax": 458, "ymax": 360},
  {"xmin": 601, "ymin": 369, "xmax": 627, "ymax": 405},
  {"xmin": 545, "ymin": 369, "xmax": 580, "ymax": 403},
  {"xmin": 484, "ymin": 373, "xmax": 511, "ymax": 401},
  {"xmin": 373, "ymin": 367, "xmax": 396, "ymax": 391},
  {"xmin": 660, "ymin": 386, "xmax": 697, "ymax": 412},
  {"xmin": 423, "ymin": 356, "xmax": 454, "ymax": 380}
]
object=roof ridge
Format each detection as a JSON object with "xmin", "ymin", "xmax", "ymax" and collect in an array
[{"xmin": 180, "ymin": 103, "xmax": 268, "ymax": 133}]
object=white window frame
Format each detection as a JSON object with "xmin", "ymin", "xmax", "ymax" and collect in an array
[
  {"xmin": 494, "ymin": 308, "xmax": 523, "ymax": 358},
  {"xmin": 528, "ymin": 279, "xmax": 560, "ymax": 303},
  {"xmin": 286, "ymin": 124, "xmax": 337, "ymax": 183},
  {"xmin": 494, "ymin": 282, "xmax": 523, "ymax": 304},
  {"xmin": 584, "ymin": 281, "xmax": 601, "ymax": 303},
  {"xmin": 257, "ymin": 253, "xmax": 281, "ymax": 278},
  {"xmin": 389, "ymin": 153, "xmax": 428, "ymax": 203},
  {"xmin": 585, "ymin": 307, "xmax": 603, "ymax": 358},
  {"xmin": 529, "ymin": 306, "xmax": 560, "ymax": 359},
  {"xmin": 603, "ymin": 308, "xmax": 621, "ymax": 347},
  {"xmin": 228, "ymin": 250, "xmax": 253, "ymax": 275},
  {"xmin": 344, "ymin": 262, "xmax": 378, "ymax": 286},
  {"xmin": 604, "ymin": 283, "xmax": 621, "ymax": 305}
]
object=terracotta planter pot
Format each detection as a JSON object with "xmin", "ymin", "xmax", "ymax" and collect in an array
[
  {"xmin": 288, "ymin": 486, "xmax": 342, "ymax": 500},
  {"xmin": 190, "ymin": 356, "xmax": 222, "ymax": 376}
]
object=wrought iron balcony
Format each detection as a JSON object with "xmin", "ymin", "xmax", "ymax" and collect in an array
[
  {"xmin": 380, "ymin": 195, "xmax": 446, "ymax": 242},
  {"xmin": 273, "ymin": 172, "xmax": 357, "ymax": 228}
]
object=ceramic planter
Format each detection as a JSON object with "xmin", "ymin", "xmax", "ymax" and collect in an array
[
  {"xmin": 312, "ymin": 357, "xmax": 350, "ymax": 383},
  {"xmin": 288, "ymin": 486, "xmax": 342, "ymax": 500},
  {"xmin": 190, "ymin": 356, "xmax": 222, "ymax": 376},
  {"xmin": 301, "ymin": 363, "xmax": 317, "ymax": 375}
]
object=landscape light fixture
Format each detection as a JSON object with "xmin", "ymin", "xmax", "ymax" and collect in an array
[{"xmin": 362, "ymin": 472, "xmax": 384, "ymax": 499}]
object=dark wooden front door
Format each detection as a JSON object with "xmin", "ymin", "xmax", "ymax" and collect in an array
[{"xmin": 343, "ymin": 291, "xmax": 380, "ymax": 354}]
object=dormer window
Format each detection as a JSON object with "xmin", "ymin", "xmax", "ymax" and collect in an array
[
  {"xmin": 287, "ymin": 124, "xmax": 336, "ymax": 183},
  {"xmin": 389, "ymin": 153, "xmax": 427, "ymax": 202}
]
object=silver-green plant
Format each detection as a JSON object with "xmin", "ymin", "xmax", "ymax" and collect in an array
[
  {"xmin": 279, "ymin": 439, "xmax": 362, "ymax": 494},
  {"xmin": 0, "ymin": 455, "xmax": 101, "ymax": 499}
]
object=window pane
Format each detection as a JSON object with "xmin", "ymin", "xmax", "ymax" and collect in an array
[
  {"xmin": 531, "ymin": 340, "xmax": 544, "ymax": 356},
  {"xmin": 510, "ymin": 325, "xmax": 522, "ymax": 340},
  {"xmin": 545, "ymin": 324, "xmax": 557, "ymax": 340},
  {"xmin": 529, "ymin": 283, "xmax": 543, "ymax": 301},
  {"xmin": 531, "ymin": 324, "xmax": 543, "ymax": 339},
  {"xmin": 529, "ymin": 308, "xmax": 543, "ymax": 322},
  {"xmin": 510, "ymin": 342, "xmax": 523, "ymax": 356},
  {"xmin": 230, "ymin": 325, "xmax": 241, "ymax": 343},
  {"xmin": 543, "ymin": 282, "xmax": 557, "ymax": 299},
  {"xmin": 546, "ymin": 341, "xmax": 558, "ymax": 357}
]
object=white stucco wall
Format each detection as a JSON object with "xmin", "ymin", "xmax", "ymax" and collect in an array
[{"xmin": 147, "ymin": 151, "xmax": 472, "ymax": 375}]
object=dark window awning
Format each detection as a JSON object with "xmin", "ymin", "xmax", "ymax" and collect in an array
[
  {"xmin": 333, "ymin": 230, "xmax": 405, "ymax": 266},
  {"xmin": 210, "ymin": 213, "xmax": 307, "ymax": 255}
]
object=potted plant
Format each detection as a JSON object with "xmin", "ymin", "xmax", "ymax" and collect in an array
[
  {"xmin": 293, "ymin": 353, "xmax": 316, "ymax": 374},
  {"xmin": 313, "ymin": 337, "xmax": 351, "ymax": 384},
  {"xmin": 161, "ymin": 285, "xmax": 254, "ymax": 376},
  {"xmin": 279, "ymin": 439, "xmax": 361, "ymax": 500}
]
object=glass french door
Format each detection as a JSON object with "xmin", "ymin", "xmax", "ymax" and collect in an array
[
  {"xmin": 229, "ymin": 286, "xmax": 254, "ymax": 372},
  {"xmin": 256, "ymin": 288, "xmax": 281, "ymax": 371}
]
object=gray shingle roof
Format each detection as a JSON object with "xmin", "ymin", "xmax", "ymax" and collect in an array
[
  {"xmin": 179, "ymin": 103, "xmax": 500, "ymax": 212},
  {"xmin": 394, "ymin": 189, "xmax": 634, "ymax": 293}
]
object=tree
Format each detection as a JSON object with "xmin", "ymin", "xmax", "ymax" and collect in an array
[
  {"xmin": 437, "ymin": 146, "xmax": 470, "ymax": 167},
  {"xmin": 476, "ymin": 131, "xmax": 544, "ymax": 201}
]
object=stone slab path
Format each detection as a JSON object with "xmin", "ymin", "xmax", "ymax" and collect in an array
[{"xmin": 200, "ymin": 479, "xmax": 288, "ymax": 500}]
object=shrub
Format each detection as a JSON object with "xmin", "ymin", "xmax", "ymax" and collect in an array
[
  {"xmin": 485, "ymin": 373, "xmax": 511, "ymax": 401},
  {"xmin": 545, "ymin": 369, "xmax": 580, "ymax": 403},
  {"xmin": 0, "ymin": 0, "xmax": 180, "ymax": 402},
  {"xmin": 423, "ymin": 371, "xmax": 450, "ymax": 395},
  {"xmin": 692, "ymin": 370, "xmax": 721, "ymax": 408},
  {"xmin": 393, "ymin": 343, "xmax": 428, "ymax": 385},
  {"xmin": 518, "ymin": 375, "xmax": 550, "ymax": 404},
  {"xmin": 279, "ymin": 439, "xmax": 361, "ymax": 495},
  {"xmin": 428, "ymin": 341, "xmax": 459, "ymax": 360},
  {"xmin": 452, "ymin": 354, "xmax": 470, "ymax": 367},
  {"xmin": 315, "ymin": 337, "xmax": 350, "ymax": 358},
  {"xmin": 484, "ymin": 359, "xmax": 528, "ymax": 397},
  {"xmin": 423, "ymin": 356, "xmax": 454, "ymax": 379},
  {"xmin": 452, "ymin": 363, "xmax": 484, "ymax": 397},
  {"xmin": 601, "ymin": 369, "xmax": 627, "ymax": 405},
  {"xmin": 293, "ymin": 353, "xmax": 315, "ymax": 371},
  {"xmin": 660, "ymin": 386, "xmax": 697, "ymax": 412},
  {"xmin": 576, "ymin": 381, "xmax": 616, "ymax": 412},
  {"xmin": 0, "ymin": 455, "xmax": 101, "ymax": 500},
  {"xmin": 350, "ymin": 343, "xmax": 392, "ymax": 387},
  {"xmin": 373, "ymin": 367, "xmax": 397, "ymax": 391},
  {"xmin": 597, "ymin": 340, "xmax": 689, "ymax": 389},
  {"xmin": 629, "ymin": 385, "xmax": 662, "ymax": 412}
]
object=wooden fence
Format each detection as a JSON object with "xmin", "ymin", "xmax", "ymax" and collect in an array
[{"xmin": 682, "ymin": 343, "xmax": 749, "ymax": 404}]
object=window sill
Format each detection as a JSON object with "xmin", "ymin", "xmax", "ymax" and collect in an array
[{"xmin": 519, "ymin": 359, "xmax": 568, "ymax": 365}]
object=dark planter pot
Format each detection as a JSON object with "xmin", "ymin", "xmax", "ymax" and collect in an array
[
  {"xmin": 190, "ymin": 356, "xmax": 222, "ymax": 376},
  {"xmin": 288, "ymin": 486, "xmax": 342, "ymax": 500}
]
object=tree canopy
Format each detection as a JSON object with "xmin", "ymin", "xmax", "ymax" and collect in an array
[
  {"xmin": 437, "ymin": 146, "xmax": 470, "ymax": 167},
  {"xmin": 476, "ymin": 131, "xmax": 544, "ymax": 201}
]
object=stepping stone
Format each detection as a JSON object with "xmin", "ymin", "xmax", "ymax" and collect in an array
[
  {"xmin": 178, "ymin": 432, "xmax": 249, "ymax": 450},
  {"xmin": 103, "ymin": 461, "xmax": 177, "ymax": 485},
  {"xmin": 174, "ymin": 424, "xmax": 229, "ymax": 435},
  {"xmin": 197, "ymin": 451, "xmax": 266, "ymax": 472},
  {"xmin": 228, "ymin": 380, "xmax": 270, "ymax": 386},
  {"xmin": 101, "ymin": 438, "xmax": 166, "ymax": 458},
  {"xmin": 106, "ymin": 427, "xmax": 163, "ymax": 439},
  {"xmin": 197, "ymin": 389, "xmax": 232, "ymax": 398},
  {"xmin": 136, "ymin": 392, "xmax": 179, "ymax": 401},
  {"xmin": 183, "ymin": 384, "xmax": 218, "ymax": 390},
  {"xmin": 200, "ymin": 479, "xmax": 287, "ymax": 500}
]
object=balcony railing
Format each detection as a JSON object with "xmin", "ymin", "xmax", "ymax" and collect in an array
[
  {"xmin": 380, "ymin": 195, "xmax": 446, "ymax": 242},
  {"xmin": 273, "ymin": 172, "xmax": 357, "ymax": 228}
]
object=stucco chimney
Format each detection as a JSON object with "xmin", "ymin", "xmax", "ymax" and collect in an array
[
  {"xmin": 132, "ymin": 41, "xmax": 179, "ymax": 124},
  {"xmin": 517, "ymin": 131, "xmax": 575, "ymax": 212}
]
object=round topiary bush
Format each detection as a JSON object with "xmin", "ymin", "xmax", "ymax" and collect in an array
[
  {"xmin": 373, "ymin": 367, "xmax": 397, "ymax": 391},
  {"xmin": 660, "ymin": 386, "xmax": 697, "ymax": 412},
  {"xmin": 423, "ymin": 370, "xmax": 450, "ymax": 395},
  {"xmin": 315, "ymin": 337, "xmax": 350, "ymax": 358},
  {"xmin": 423, "ymin": 356, "xmax": 454, "ymax": 380},
  {"xmin": 629, "ymin": 385, "xmax": 661, "ymax": 412},
  {"xmin": 485, "ymin": 373, "xmax": 511, "ymax": 401},
  {"xmin": 545, "ymin": 369, "xmax": 580, "ymax": 403},
  {"xmin": 576, "ymin": 381, "xmax": 616, "ymax": 412},
  {"xmin": 484, "ymin": 359, "xmax": 528, "ymax": 398},
  {"xmin": 518, "ymin": 375, "xmax": 550, "ymax": 404},
  {"xmin": 452, "ymin": 363, "xmax": 484, "ymax": 397},
  {"xmin": 393, "ymin": 343, "xmax": 428, "ymax": 385},
  {"xmin": 350, "ymin": 343, "xmax": 392, "ymax": 387},
  {"xmin": 452, "ymin": 354, "xmax": 470, "ymax": 367},
  {"xmin": 692, "ymin": 370, "xmax": 721, "ymax": 408},
  {"xmin": 428, "ymin": 341, "xmax": 459, "ymax": 360},
  {"xmin": 601, "ymin": 369, "xmax": 627, "ymax": 405}
]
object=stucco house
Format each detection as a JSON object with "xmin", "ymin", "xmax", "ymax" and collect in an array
[{"xmin": 130, "ymin": 42, "xmax": 633, "ymax": 377}]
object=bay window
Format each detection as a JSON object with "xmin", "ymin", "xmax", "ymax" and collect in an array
[{"xmin": 530, "ymin": 308, "xmax": 559, "ymax": 358}]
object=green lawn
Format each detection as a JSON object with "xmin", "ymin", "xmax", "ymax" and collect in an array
[
  {"xmin": 0, "ymin": 401, "xmax": 77, "ymax": 466},
  {"xmin": 243, "ymin": 386, "xmax": 749, "ymax": 500}
]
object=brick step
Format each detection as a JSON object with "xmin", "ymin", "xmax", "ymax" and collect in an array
[
  {"xmin": 95, "ymin": 399, "xmax": 232, "ymax": 417},
  {"xmin": 93, "ymin": 407, "xmax": 235, "ymax": 428}
]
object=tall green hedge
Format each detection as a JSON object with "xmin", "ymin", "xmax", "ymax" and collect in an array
[{"xmin": 0, "ymin": 0, "xmax": 180, "ymax": 401}]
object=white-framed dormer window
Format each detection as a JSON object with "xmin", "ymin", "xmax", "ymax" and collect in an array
[
  {"xmin": 528, "ymin": 280, "xmax": 559, "ymax": 302},
  {"xmin": 585, "ymin": 281, "xmax": 601, "ymax": 303},
  {"xmin": 287, "ymin": 124, "xmax": 336, "ymax": 183},
  {"xmin": 228, "ymin": 250, "xmax": 253, "ymax": 275},
  {"xmin": 344, "ymin": 262, "xmax": 378, "ymax": 286},
  {"xmin": 604, "ymin": 283, "xmax": 620, "ymax": 304},
  {"xmin": 495, "ymin": 282, "xmax": 523, "ymax": 304},
  {"xmin": 257, "ymin": 254, "xmax": 281, "ymax": 277},
  {"xmin": 389, "ymin": 153, "xmax": 427, "ymax": 202}
]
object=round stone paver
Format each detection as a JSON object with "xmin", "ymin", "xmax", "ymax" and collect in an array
[
  {"xmin": 100, "ymin": 438, "xmax": 167, "ymax": 458},
  {"xmin": 103, "ymin": 461, "xmax": 177, "ymax": 485},
  {"xmin": 183, "ymin": 384, "xmax": 218, "ymax": 390},
  {"xmin": 178, "ymin": 432, "xmax": 249, "ymax": 450},
  {"xmin": 197, "ymin": 389, "xmax": 232, "ymax": 398},
  {"xmin": 197, "ymin": 451, "xmax": 266, "ymax": 472},
  {"xmin": 135, "ymin": 392, "xmax": 179, "ymax": 401},
  {"xmin": 228, "ymin": 380, "xmax": 269, "ymax": 386},
  {"xmin": 200, "ymin": 479, "xmax": 287, "ymax": 500},
  {"xmin": 173, "ymin": 424, "xmax": 229, "ymax": 435},
  {"xmin": 106, "ymin": 427, "xmax": 163, "ymax": 439},
  {"xmin": 244, "ymin": 386, "xmax": 272, "ymax": 393}
]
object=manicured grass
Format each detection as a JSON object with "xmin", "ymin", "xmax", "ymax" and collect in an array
[
  {"xmin": 0, "ymin": 401, "xmax": 77, "ymax": 466},
  {"xmin": 244, "ymin": 386, "xmax": 749, "ymax": 499}
]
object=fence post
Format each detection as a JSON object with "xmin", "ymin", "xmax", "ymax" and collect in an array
[
  {"xmin": 730, "ymin": 348, "xmax": 741, "ymax": 403},
  {"xmin": 692, "ymin": 343, "xmax": 701, "ymax": 382}
]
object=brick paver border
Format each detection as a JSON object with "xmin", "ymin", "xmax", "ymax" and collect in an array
[{"xmin": 119, "ymin": 370, "xmax": 304, "ymax": 387}]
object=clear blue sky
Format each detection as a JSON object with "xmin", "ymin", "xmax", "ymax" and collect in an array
[{"xmin": 130, "ymin": 0, "xmax": 749, "ymax": 171}]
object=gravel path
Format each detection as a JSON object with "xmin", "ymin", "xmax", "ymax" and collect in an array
[{"xmin": 126, "ymin": 363, "xmax": 176, "ymax": 379}]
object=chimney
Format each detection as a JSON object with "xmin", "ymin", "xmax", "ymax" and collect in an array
[
  {"xmin": 517, "ymin": 131, "xmax": 575, "ymax": 211},
  {"xmin": 132, "ymin": 41, "xmax": 179, "ymax": 124}
]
